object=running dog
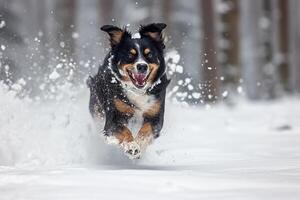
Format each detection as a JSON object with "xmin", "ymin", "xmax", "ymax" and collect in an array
[{"xmin": 88, "ymin": 23, "xmax": 170, "ymax": 159}]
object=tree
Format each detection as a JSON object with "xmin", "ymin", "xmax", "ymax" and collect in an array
[
  {"xmin": 200, "ymin": 0, "xmax": 220, "ymax": 102},
  {"xmin": 53, "ymin": 0, "xmax": 77, "ymax": 83},
  {"xmin": 215, "ymin": 0, "xmax": 241, "ymax": 98},
  {"xmin": 0, "ymin": 0, "xmax": 23, "ymax": 86},
  {"xmin": 277, "ymin": 0, "xmax": 289, "ymax": 91},
  {"xmin": 239, "ymin": 0, "xmax": 263, "ymax": 99},
  {"xmin": 288, "ymin": 0, "xmax": 300, "ymax": 93}
]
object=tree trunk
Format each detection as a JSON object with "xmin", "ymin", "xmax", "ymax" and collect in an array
[
  {"xmin": 260, "ymin": 0, "xmax": 280, "ymax": 99},
  {"xmin": 200, "ymin": 0, "xmax": 220, "ymax": 102},
  {"xmin": 55, "ymin": 0, "xmax": 76, "ymax": 63},
  {"xmin": 54, "ymin": 0, "xmax": 77, "ymax": 83},
  {"xmin": 99, "ymin": 0, "xmax": 114, "ymax": 25},
  {"xmin": 277, "ymin": 0, "xmax": 289, "ymax": 91},
  {"xmin": 288, "ymin": 0, "xmax": 300, "ymax": 93},
  {"xmin": 239, "ymin": 0, "xmax": 262, "ymax": 99},
  {"xmin": 216, "ymin": 0, "xmax": 240, "ymax": 93}
]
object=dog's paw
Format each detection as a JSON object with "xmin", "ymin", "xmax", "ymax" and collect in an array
[{"xmin": 122, "ymin": 141, "xmax": 141, "ymax": 159}]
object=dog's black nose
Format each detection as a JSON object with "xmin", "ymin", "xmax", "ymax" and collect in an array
[{"xmin": 136, "ymin": 64, "xmax": 148, "ymax": 73}]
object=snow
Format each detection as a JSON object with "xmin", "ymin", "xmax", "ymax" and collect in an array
[
  {"xmin": 59, "ymin": 41, "xmax": 65, "ymax": 48},
  {"xmin": 165, "ymin": 50, "xmax": 181, "ymax": 64},
  {"xmin": 11, "ymin": 83, "xmax": 23, "ymax": 92},
  {"xmin": 49, "ymin": 69, "xmax": 60, "ymax": 80},
  {"xmin": 237, "ymin": 86, "xmax": 243, "ymax": 93},
  {"xmin": 0, "ymin": 20, "xmax": 5, "ymax": 29},
  {"xmin": 192, "ymin": 92, "xmax": 201, "ymax": 99},
  {"xmin": 187, "ymin": 84, "xmax": 194, "ymax": 91},
  {"xmin": 72, "ymin": 32, "xmax": 80, "ymax": 39},
  {"xmin": 1, "ymin": 83, "xmax": 300, "ymax": 199},
  {"xmin": 222, "ymin": 90, "xmax": 229, "ymax": 97},
  {"xmin": 110, "ymin": 77, "xmax": 117, "ymax": 83},
  {"xmin": 56, "ymin": 63, "xmax": 63, "ymax": 69},
  {"xmin": 175, "ymin": 65, "xmax": 184, "ymax": 73}
]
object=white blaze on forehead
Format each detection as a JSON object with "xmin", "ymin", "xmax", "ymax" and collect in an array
[
  {"xmin": 132, "ymin": 32, "xmax": 141, "ymax": 39},
  {"xmin": 134, "ymin": 42, "xmax": 147, "ymax": 65}
]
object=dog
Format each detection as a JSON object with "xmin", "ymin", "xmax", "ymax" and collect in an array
[{"xmin": 88, "ymin": 23, "xmax": 170, "ymax": 159}]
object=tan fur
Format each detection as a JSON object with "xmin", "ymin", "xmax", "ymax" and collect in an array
[
  {"xmin": 114, "ymin": 99, "xmax": 135, "ymax": 115},
  {"xmin": 143, "ymin": 101, "xmax": 161, "ymax": 117},
  {"xmin": 147, "ymin": 63, "xmax": 159, "ymax": 84},
  {"xmin": 110, "ymin": 30, "xmax": 124, "ymax": 45},
  {"xmin": 144, "ymin": 32, "xmax": 160, "ymax": 41},
  {"xmin": 115, "ymin": 127, "xmax": 134, "ymax": 144},
  {"xmin": 119, "ymin": 63, "xmax": 134, "ymax": 81},
  {"xmin": 136, "ymin": 122, "xmax": 153, "ymax": 139},
  {"xmin": 144, "ymin": 48, "xmax": 151, "ymax": 55},
  {"xmin": 136, "ymin": 123, "xmax": 154, "ymax": 153},
  {"xmin": 130, "ymin": 48, "xmax": 137, "ymax": 55}
]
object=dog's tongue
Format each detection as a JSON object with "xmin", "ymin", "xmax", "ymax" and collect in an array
[{"xmin": 134, "ymin": 73, "xmax": 147, "ymax": 86}]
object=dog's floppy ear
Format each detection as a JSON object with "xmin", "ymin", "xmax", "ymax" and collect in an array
[
  {"xmin": 139, "ymin": 23, "xmax": 167, "ymax": 48},
  {"xmin": 101, "ymin": 25, "xmax": 129, "ymax": 46}
]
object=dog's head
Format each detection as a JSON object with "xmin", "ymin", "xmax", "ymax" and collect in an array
[{"xmin": 101, "ymin": 23, "xmax": 167, "ymax": 92}]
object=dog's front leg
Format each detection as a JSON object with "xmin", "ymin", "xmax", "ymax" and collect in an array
[
  {"xmin": 135, "ymin": 122, "xmax": 155, "ymax": 154},
  {"xmin": 136, "ymin": 101, "xmax": 165, "ymax": 155},
  {"xmin": 105, "ymin": 125, "xmax": 141, "ymax": 159}
]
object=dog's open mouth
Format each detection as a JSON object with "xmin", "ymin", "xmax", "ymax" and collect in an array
[{"xmin": 127, "ymin": 70, "xmax": 150, "ymax": 88}]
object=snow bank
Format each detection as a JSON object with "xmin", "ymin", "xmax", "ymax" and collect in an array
[
  {"xmin": 1, "ymin": 79, "xmax": 300, "ymax": 169},
  {"xmin": 0, "ymin": 83, "xmax": 103, "ymax": 167},
  {"xmin": 1, "ymin": 82, "xmax": 300, "ymax": 199}
]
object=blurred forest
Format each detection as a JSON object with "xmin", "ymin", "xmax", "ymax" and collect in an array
[{"xmin": 0, "ymin": 0, "xmax": 299, "ymax": 104}]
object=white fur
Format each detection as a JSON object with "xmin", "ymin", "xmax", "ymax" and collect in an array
[
  {"xmin": 134, "ymin": 42, "xmax": 149, "ymax": 71},
  {"xmin": 127, "ymin": 112, "xmax": 143, "ymax": 137},
  {"xmin": 125, "ymin": 89, "xmax": 156, "ymax": 136},
  {"xmin": 132, "ymin": 32, "xmax": 141, "ymax": 39},
  {"xmin": 121, "ymin": 141, "xmax": 141, "ymax": 159},
  {"xmin": 126, "ymin": 89, "xmax": 156, "ymax": 113}
]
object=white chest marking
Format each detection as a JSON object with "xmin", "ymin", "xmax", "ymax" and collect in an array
[
  {"xmin": 125, "ymin": 90, "xmax": 156, "ymax": 135},
  {"xmin": 126, "ymin": 90, "xmax": 156, "ymax": 113}
]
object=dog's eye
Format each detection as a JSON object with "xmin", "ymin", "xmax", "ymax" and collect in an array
[{"xmin": 147, "ymin": 53, "xmax": 153, "ymax": 59}]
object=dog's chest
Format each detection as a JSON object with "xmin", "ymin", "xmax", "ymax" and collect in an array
[
  {"xmin": 125, "ymin": 91, "xmax": 155, "ymax": 113},
  {"xmin": 125, "ymin": 91, "xmax": 156, "ymax": 135}
]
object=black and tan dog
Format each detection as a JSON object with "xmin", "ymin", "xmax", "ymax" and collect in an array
[{"xmin": 88, "ymin": 23, "xmax": 170, "ymax": 159}]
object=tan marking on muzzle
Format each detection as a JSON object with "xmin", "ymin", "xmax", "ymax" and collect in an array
[
  {"xmin": 147, "ymin": 63, "xmax": 159, "ymax": 84},
  {"xmin": 119, "ymin": 63, "xmax": 134, "ymax": 81}
]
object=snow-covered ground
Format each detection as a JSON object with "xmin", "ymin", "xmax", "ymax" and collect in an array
[{"xmin": 1, "ymin": 84, "xmax": 300, "ymax": 200}]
